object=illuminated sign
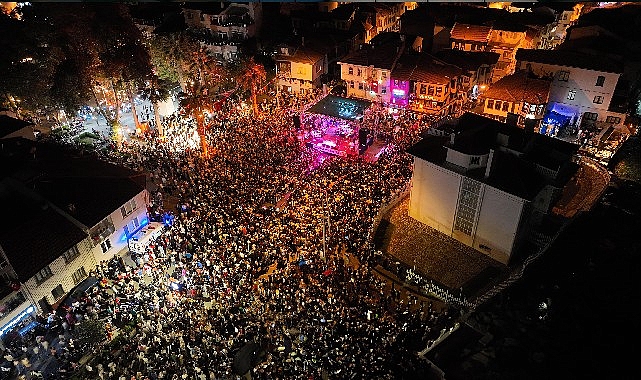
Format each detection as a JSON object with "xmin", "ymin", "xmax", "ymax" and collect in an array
[
  {"xmin": 0, "ymin": 305, "xmax": 35, "ymax": 336},
  {"xmin": 392, "ymin": 89, "xmax": 405, "ymax": 96}
]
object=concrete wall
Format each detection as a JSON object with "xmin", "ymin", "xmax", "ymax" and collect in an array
[
  {"xmin": 409, "ymin": 159, "xmax": 461, "ymax": 235},
  {"xmin": 473, "ymin": 186, "xmax": 526, "ymax": 264}
]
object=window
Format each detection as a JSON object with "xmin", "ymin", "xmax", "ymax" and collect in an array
[
  {"xmin": 593, "ymin": 96, "xmax": 604, "ymax": 104},
  {"xmin": 606, "ymin": 116, "xmax": 621, "ymax": 124},
  {"xmin": 348, "ymin": 67, "xmax": 353, "ymax": 75},
  {"xmin": 567, "ymin": 90, "xmax": 576, "ymax": 100},
  {"xmin": 530, "ymin": 104, "xmax": 537, "ymax": 113},
  {"xmin": 35, "ymin": 266, "xmax": 53, "ymax": 285},
  {"xmin": 470, "ymin": 156, "xmax": 480, "ymax": 165},
  {"xmin": 382, "ymin": 71, "xmax": 387, "ymax": 78},
  {"xmin": 357, "ymin": 68, "xmax": 362, "ymax": 77},
  {"xmin": 502, "ymin": 102, "xmax": 509, "ymax": 112},
  {"xmin": 495, "ymin": 100, "xmax": 502, "ymax": 110},
  {"xmin": 350, "ymin": 81, "xmax": 354, "ymax": 88},
  {"xmin": 381, "ymin": 87, "xmax": 387, "ymax": 94},
  {"xmin": 120, "ymin": 199, "xmax": 137, "ymax": 219},
  {"xmin": 596, "ymin": 76, "xmax": 605, "ymax": 87},
  {"xmin": 503, "ymin": 51, "xmax": 510, "ymax": 59},
  {"xmin": 100, "ymin": 238, "xmax": 112, "ymax": 254},
  {"xmin": 63, "ymin": 246, "xmax": 80, "ymax": 264},
  {"xmin": 72, "ymin": 267, "xmax": 87, "ymax": 285},
  {"xmin": 358, "ymin": 82, "xmax": 363, "ymax": 90},
  {"xmin": 558, "ymin": 71, "xmax": 570, "ymax": 81},
  {"xmin": 428, "ymin": 86, "xmax": 434, "ymax": 95},
  {"xmin": 487, "ymin": 99, "xmax": 494, "ymax": 109},
  {"xmin": 584, "ymin": 112, "xmax": 598, "ymax": 121},
  {"xmin": 420, "ymin": 85, "xmax": 426, "ymax": 95},
  {"xmin": 436, "ymin": 87, "xmax": 442, "ymax": 95},
  {"xmin": 51, "ymin": 285, "xmax": 65, "ymax": 300}
]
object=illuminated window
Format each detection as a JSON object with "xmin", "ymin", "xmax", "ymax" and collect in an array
[
  {"xmin": 502, "ymin": 102, "xmax": 509, "ymax": 111},
  {"xmin": 495, "ymin": 100, "xmax": 502, "ymax": 110},
  {"xmin": 382, "ymin": 71, "xmax": 387, "ymax": 78},
  {"xmin": 593, "ymin": 96, "xmax": 604, "ymax": 104},
  {"xmin": 487, "ymin": 99, "xmax": 494, "ymax": 109},
  {"xmin": 420, "ymin": 85, "xmax": 426, "ymax": 95},
  {"xmin": 567, "ymin": 90, "xmax": 576, "ymax": 100},
  {"xmin": 350, "ymin": 81, "xmax": 354, "ymax": 88},
  {"xmin": 348, "ymin": 67, "xmax": 353, "ymax": 75}
]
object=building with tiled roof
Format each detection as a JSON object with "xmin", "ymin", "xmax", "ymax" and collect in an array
[
  {"xmin": 480, "ymin": 71, "xmax": 552, "ymax": 128},
  {"xmin": 515, "ymin": 48, "xmax": 625, "ymax": 134},
  {"xmin": 407, "ymin": 112, "xmax": 578, "ymax": 264},
  {"xmin": 390, "ymin": 53, "xmax": 465, "ymax": 115},
  {"xmin": 275, "ymin": 45, "xmax": 327, "ymax": 95},
  {"xmin": 435, "ymin": 49, "xmax": 500, "ymax": 101},
  {"xmin": 0, "ymin": 138, "xmax": 151, "ymax": 319},
  {"xmin": 450, "ymin": 22, "xmax": 492, "ymax": 51},
  {"xmin": 338, "ymin": 40, "xmax": 404, "ymax": 103}
]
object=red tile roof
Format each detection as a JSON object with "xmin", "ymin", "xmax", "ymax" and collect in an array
[
  {"xmin": 482, "ymin": 71, "xmax": 551, "ymax": 104},
  {"xmin": 392, "ymin": 54, "xmax": 464, "ymax": 85},
  {"xmin": 275, "ymin": 47, "xmax": 325, "ymax": 65},
  {"xmin": 450, "ymin": 22, "xmax": 492, "ymax": 43}
]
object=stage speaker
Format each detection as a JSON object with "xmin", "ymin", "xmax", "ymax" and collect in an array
[
  {"xmin": 359, "ymin": 128, "xmax": 369, "ymax": 147},
  {"xmin": 524, "ymin": 118, "xmax": 537, "ymax": 134},
  {"xmin": 293, "ymin": 115, "xmax": 301, "ymax": 130}
]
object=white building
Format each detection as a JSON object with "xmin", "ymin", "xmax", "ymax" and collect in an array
[
  {"xmin": 183, "ymin": 2, "xmax": 262, "ymax": 62},
  {"xmin": 516, "ymin": 48, "xmax": 626, "ymax": 131},
  {"xmin": 338, "ymin": 41, "xmax": 404, "ymax": 104},
  {"xmin": 407, "ymin": 113, "xmax": 578, "ymax": 264},
  {"xmin": 0, "ymin": 139, "xmax": 151, "ymax": 331}
]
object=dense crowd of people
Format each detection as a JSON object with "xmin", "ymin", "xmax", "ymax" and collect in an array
[{"xmin": 3, "ymin": 90, "xmax": 457, "ymax": 379}]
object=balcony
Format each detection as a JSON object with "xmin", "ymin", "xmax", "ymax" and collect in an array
[{"xmin": 0, "ymin": 291, "xmax": 27, "ymax": 320}]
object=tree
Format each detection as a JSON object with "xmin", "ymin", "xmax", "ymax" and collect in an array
[
  {"xmin": 138, "ymin": 76, "xmax": 171, "ymax": 138},
  {"xmin": 179, "ymin": 49, "xmax": 225, "ymax": 157},
  {"xmin": 237, "ymin": 57, "xmax": 267, "ymax": 117}
]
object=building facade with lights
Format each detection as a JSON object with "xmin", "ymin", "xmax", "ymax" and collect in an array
[
  {"xmin": 183, "ymin": 2, "xmax": 262, "ymax": 62},
  {"xmin": 515, "ymin": 48, "xmax": 626, "ymax": 132},
  {"xmin": 407, "ymin": 113, "xmax": 578, "ymax": 264},
  {"xmin": 275, "ymin": 46, "xmax": 327, "ymax": 95},
  {"xmin": 338, "ymin": 40, "xmax": 404, "ymax": 104},
  {"xmin": 479, "ymin": 71, "xmax": 552, "ymax": 129},
  {"xmin": 391, "ymin": 53, "xmax": 465, "ymax": 115},
  {"xmin": 0, "ymin": 138, "xmax": 151, "ymax": 329}
]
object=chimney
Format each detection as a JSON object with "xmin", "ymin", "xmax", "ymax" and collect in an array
[
  {"xmin": 485, "ymin": 149, "xmax": 495, "ymax": 178},
  {"xmin": 449, "ymin": 132, "xmax": 456, "ymax": 145}
]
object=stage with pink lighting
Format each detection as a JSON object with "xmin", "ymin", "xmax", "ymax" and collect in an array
[{"xmin": 300, "ymin": 95, "xmax": 374, "ymax": 159}]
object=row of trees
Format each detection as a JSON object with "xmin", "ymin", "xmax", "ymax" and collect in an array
[{"xmin": 0, "ymin": 3, "xmax": 268, "ymax": 155}]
